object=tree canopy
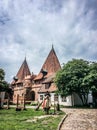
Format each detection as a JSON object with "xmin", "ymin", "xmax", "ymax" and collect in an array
[
  {"xmin": 54, "ymin": 59, "xmax": 97, "ymax": 105},
  {"xmin": 0, "ymin": 68, "xmax": 9, "ymax": 92}
]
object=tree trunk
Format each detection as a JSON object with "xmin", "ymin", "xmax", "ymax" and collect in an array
[
  {"xmin": 78, "ymin": 94, "xmax": 84, "ymax": 105},
  {"xmin": 78, "ymin": 93, "xmax": 88, "ymax": 106},
  {"xmin": 71, "ymin": 93, "xmax": 74, "ymax": 106}
]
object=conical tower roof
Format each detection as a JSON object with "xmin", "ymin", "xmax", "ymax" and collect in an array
[
  {"xmin": 34, "ymin": 46, "xmax": 61, "ymax": 80},
  {"xmin": 41, "ymin": 45, "xmax": 61, "ymax": 73},
  {"xmin": 16, "ymin": 57, "xmax": 31, "ymax": 81}
]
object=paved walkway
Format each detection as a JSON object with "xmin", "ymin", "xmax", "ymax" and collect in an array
[{"xmin": 60, "ymin": 108, "xmax": 97, "ymax": 130}]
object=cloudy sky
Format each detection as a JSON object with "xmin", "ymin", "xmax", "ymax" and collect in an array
[{"xmin": 0, "ymin": 0, "xmax": 97, "ymax": 82}]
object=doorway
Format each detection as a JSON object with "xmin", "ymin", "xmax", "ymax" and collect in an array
[{"xmin": 31, "ymin": 91, "xmax": 35, "ymax": 101}]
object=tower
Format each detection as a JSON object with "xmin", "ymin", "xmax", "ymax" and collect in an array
[
  {"xmin": 11, "ymin": 57, "xmax": 32, "ymax": 103},
  {"xmin": 32, "ymin": 46, "xmax": 61, "ymax": 101}
]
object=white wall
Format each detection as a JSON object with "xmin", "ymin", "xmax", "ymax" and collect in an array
[
  {"xmin": 88, "ymin": 91, "xmax": 93, "ymax": 104},
  {"xmin": 58, "ymin": 95, "xmax": 72, "ymax": 106},
  {"xmin": 38, "ymin": 91, "xmax": 94, "ymax": 106},
  {"xmin": 38, "ymin": 92, "xmax": 72, "ymax": 106}
]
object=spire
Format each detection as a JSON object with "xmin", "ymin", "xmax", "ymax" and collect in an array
[
  {"xmin": 52, "ymin": 44, "xmax": 54, "ymax": 50},
  {"xmin": 34, "ymin": 46, "xmax": 61, "ymax": 80},
  {"xmin": 25, "ymin": 52, "xmax": 27, "ymax": 61},
  {"xmin": 41, "ymin": 46, "xmax": 61, "ymax": 73},
  {"xmin": 16, "ymin": 58, "xmax": 31, "ymax": 80}
]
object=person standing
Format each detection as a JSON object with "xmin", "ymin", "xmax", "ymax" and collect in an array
[{"xmin": 42, "ymin": 94, "xmax": 51, "ymax": 114}]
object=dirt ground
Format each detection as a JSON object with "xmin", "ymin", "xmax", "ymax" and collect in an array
[{"xmin": 60, "ymin": 108, "xmax": 97, "ymax": 130}]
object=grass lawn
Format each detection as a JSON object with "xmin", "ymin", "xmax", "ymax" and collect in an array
[{"xmin": 0, "ymin": 108, "xmax": 64, "ymax": 130}]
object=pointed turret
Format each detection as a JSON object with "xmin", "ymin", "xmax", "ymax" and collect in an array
[
  {"xmin": 12, "ymin": 58, "xmax": 32, "ymax": 103},
  {"xmin": 41, "ymin": 45, "xmax": 61, "ymax": 73},
  {"xmin": 34, "ymin": 46, "xmax": 61, "ymax": 80},
  {"xmin": 16, "ymin": 57, "xmax": 31, "ymax": 81}
]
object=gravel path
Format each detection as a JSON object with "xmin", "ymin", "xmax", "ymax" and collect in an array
[{"xmin": 60, "ymin": 108, "xmax": 97, "ymax": 130}]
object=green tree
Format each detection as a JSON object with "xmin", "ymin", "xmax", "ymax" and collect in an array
[
  {"xmin": 55, "ymin": 59, "xmax": 90, "ymax": 105},
  {"xmin": 0, "ymin": 69, "xmax": 5, "ymax": 81},
  {"xmin": 83, "ymin": 62, "xmax": 97, "ymax": 93},
  {"xmin": 0, "ymin": 68, "xmax": 9, "ymax": 92}
]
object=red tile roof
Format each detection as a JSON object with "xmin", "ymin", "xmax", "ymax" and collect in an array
[
  {"xmin": 34, "ymin": 46, "xmax": 61, "ymax": 80},
  {"xmin": 38, "ymin": 83, "xmax": 57, "ymax": 93},
  {"xmin": 42, "ymin": 74, "xmax": 55, "ymax": 84},
  {"xmin": 34, "ymin": 73, "xmax": 43, "ymax": 80},
  {"xmin": 16, "ymin": 57, "xmax": 31, "ymax": 81},
  {"xmin": 11, "ymin": 58, "xmax": 31, "ymax": 84}
]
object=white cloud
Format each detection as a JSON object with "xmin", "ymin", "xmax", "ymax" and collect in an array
[{"xmin": 0, "ymin": 0, "xmax": 97, "ymax": 82}]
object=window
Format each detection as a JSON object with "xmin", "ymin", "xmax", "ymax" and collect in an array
[
  {"xmin": 45, "ymin": 84, "xmax": 50, "ymax": 89},
  {"xmin": 54, "ymin": 94, "xmax": 58, "ymax": 101},
  {"xmin": 61, "ymin": 96, "xmax": 67, "ymax": 102},
  {"xmin": 17, "ymin": 83, "xmax": 23, "ymax": 87},
  {"xmin": 40, "ymin": 95, "xmax": 43, "ymax": 100}
]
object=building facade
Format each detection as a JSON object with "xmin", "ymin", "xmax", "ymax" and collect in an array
[{"xmin": 11, "ymin": 46, "xmax": 94, "ymax": 106}]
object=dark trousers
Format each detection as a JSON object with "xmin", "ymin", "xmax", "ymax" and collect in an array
[{"xmin": 44, "ymin": 107, "xmax": 50, "ymax": 114}]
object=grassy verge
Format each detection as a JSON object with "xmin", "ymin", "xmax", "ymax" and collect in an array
[{"xmin": 0, "ymin": 108, "xmax": 64, "ymax": 130}]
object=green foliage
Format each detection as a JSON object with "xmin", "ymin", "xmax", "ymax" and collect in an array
[
  {"xmin": 55, "ymin": 59, "xmax": 97, "ymax": 105},
  {"xmin": 83, "ymin": 62, "xmax": 97, "ymax": 92},
  {"xmin": 0, "ymin": 68, "xmax": 5, "ymax": 81},
  {"xmin": 90, "ymin": 62, "xmax": 97, "ymax": 74},
  {"xmin": 0, "ymin": 68, "xmax": 10, "ymax": 93}
]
